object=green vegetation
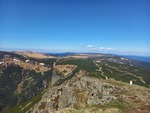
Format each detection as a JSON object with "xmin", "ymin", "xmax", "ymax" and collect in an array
[
  {"xmin": 1, "ymin": 52, "xmax": 150, "ymax": 112},
  {"xmin": 3, "ymin": 91, "xmax": 44, "ymax": 113},
  {"xmin": 87, "ymin": 72, "xmax": 105, "ymax": 79},
  {"xmin": 96, "ymin": 61, "xmax": 149, "ymax": 87},
  {"xmin": 0, "ymin": 65, "xmax": 23, "ymax": 108},
  {"xmin": 54, "ymin": 68, "xmax": 78, "ymax": 86},
  {"xmin": 0, "ymin": 52, "xmax": 56, "ymax": 111},
  {"xmin": 0, "ymin": 51, "xmax": 27, "ymax": 61},
  {"xmin": 56, "ymin": 57, "xmax": 150, "ymax": 87},
  {"xmin": 102, "ymin": 99, "xmax": 133, "ymax": 110},
  {"xmin": 29, "ymin": 58, "xmax": 56, "ymax": 66},
  {"xmin": 57, "ymin": 58, "xmax": 98, "ymax": 72},
  {"xmin": 54, "ymin": 58, "xmax": 99, "ymax": 86},
  {"xmin": 0, "ymin": 64, "xmax": 52, "ymax": 111}
]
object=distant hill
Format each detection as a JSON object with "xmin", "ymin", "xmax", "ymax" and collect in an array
[
  {"xmin": 47, "ymin": 52, "xmax": 76, "ymax": 57},
  {"xmin": 1, "ymin": 51, "xmax": 150, "ymax": 113},
  {"xmin": 123, "ymin": 55, "xmax": 150, "ymax": 63},
  {"xmin": 15, "ymin": 51, "xmax": 56, "ymax": 59}
]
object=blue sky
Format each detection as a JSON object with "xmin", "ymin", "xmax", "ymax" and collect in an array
[{"xmin": 0, "ymin": 0, "xmax": 150, "ymax": 56}]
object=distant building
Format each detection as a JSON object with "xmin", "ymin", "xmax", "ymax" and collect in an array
[
  {"xmin": 0, "ymin": 62, "xmax": 4, "ymax": 64},
  {"xmin": 25, "ymin": 59, "xmax": 30, "ymax": 63},
  {"xmin": 105, "ymin": 76, "xmax": 108, "ymax": 80},
  {"xmin": 130, "ymin": 80, "xmax": 133, "ymax": 85},
  {"xmin": 39, "ymin": 63, "xmax": 44, "ymax": 66},
  {"xmin": 13, "ymin": 59, "xmax": 19, "ymax": 62},
  {"xmin": 23, "ymin": 55, "xmax": 27, "ymax": 58}
]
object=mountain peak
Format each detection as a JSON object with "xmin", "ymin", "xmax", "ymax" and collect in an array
[{"xmin": 28, "ymin": 76, "xmax": 150, "ymax": 113}]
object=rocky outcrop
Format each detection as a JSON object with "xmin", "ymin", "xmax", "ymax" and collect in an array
[
  {"xmin": 27, "ymin": 76, "xmax": 123, "ymax": 113},
  {"xmin": 1, "ymin": 52, "xmax": 150, "ymax": 113}
]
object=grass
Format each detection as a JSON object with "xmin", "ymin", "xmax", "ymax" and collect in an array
[
  {"xmin": 100, "ymin": 98, "xmax": 135, "ymax": 112},
  {"xmin": 56, "ymin": 57, "xmax": 149, "ymax": 87},
  {"xmin": 61, "ymin": 104, "xmax": 122, "ymax": 113},
  {"xmin": 97, "ymin": 61, "xmax": 149, "ymax": 87},
  {"xmin": 87, "ymin": 72, "xmax": 106, "ymax": 79},
  {"xmin": 3, "ymin": 91, "xmax": 44, "ymax": 113},
  {"xmin": 56, "ymin": 58, "xmax": 98, "ymax": 72},
  {"xmin": 106, "ymin": 79, "xmax": 127, "ymax": 87}
]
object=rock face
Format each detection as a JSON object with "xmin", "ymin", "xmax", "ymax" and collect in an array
[{"xmin": 27, "ymin": 76, "xmax": 122, "ymax": 113}]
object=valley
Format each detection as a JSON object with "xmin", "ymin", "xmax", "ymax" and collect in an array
[{"xmin": 0, "ymin": 51, "xmax": 150, "ymax": 113}]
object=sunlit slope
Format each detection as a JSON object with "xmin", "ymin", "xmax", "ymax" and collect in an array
[
  {"xmin": 56, "ymin": 55, "xmax": 150, "ymax": 87},
  {"xmin": 0, "ymin": 51, "xmax": 56, "ymax": 111}
]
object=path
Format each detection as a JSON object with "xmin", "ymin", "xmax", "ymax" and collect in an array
[{"xmin": 93, "ymin": 61, "xmax": 108, "ymax": 79}]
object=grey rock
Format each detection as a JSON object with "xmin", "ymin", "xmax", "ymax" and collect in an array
[{"xmin": 28, "ymin": 76, "xmax": 122, "ymax": 113}]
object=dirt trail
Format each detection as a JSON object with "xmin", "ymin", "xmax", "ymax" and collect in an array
[
  {"xmin": 93, "ymin": 61, "xmax": 108, "ymax": 79},
  {"xmin": 106, "ymin": 64, "xmax": 146, "ymax": 84}
]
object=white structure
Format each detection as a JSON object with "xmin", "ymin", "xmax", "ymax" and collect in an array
[
  {"xmin": 53, "ymin": 62, "xmax": 56, "ymax": 67},
  {"xmin": 39, "ymin": 63, "xmax": 44, "ymax": 66},
  {"xmin": 0, "ymin": 62, "xmax": 4, "ymax": 64},
  {"xmin": 23, "ymin": 55, "xmax": 27, "ymax": 58},
  {"xmin": 130, "ymin": 80, "xmax": 133, "ymax": 85},
  {"xmin": 105, "ymin": 76, "xmax": 108, "ymax": 80},
  {"xmin": 13, "ymin": 59, "xmax": 19, "ymax": 62},
  {"xmin": 25, "ymin": 59, "xmax": 30, "ymax": 63}
]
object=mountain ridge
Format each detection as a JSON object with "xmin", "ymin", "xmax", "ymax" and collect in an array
[{"xmin": 0, "ymin": 51, "xmax": 150, "ymax": 113}]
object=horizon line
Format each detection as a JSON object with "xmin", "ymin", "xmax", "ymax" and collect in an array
[{"xmin": 0, "ymin": 47, "xmax": 150, "ymax": 57}]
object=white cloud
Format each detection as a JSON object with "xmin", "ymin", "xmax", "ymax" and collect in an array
[
  {"xmin": 87, "ymin": 45, "xmax": 94, "ymax": 48},
  {"xmin": 86, "ymin": 44, "xmax": 115, "ymax": 51},
  {"xmin": 92, "ymin": 47, "xmax": 115, "ymax": 51},
  {"xmin": 106, "ymin": 47, "xmax": 115, "ymax": 50}
]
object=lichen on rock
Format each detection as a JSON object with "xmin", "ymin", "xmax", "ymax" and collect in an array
[{"xmin": 27, "ymin": 76, "xmax": 123, "ymax": 113}]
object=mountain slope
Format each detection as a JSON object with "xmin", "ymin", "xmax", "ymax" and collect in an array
[
  {"xmin": 55, "ymin": 56, "xmax": 150, "ymax": 87},
  {"xmin": 28, "ymin": 76, "xmax": 150, "ymax": 113},
  {"xmin": 123, "ymin": 55, "xmax": 150, "ymax": 63},
  {"xmin": 1, "ymin": 51, "xmax": 150, "ymax": 113},
  {"xmin": 0, "ymin": 51, "xmax": 56, "ymax": 111}
]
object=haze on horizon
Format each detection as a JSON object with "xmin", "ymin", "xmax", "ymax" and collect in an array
[{"xmin": 0, "ymin": 0, "xmax": 150, "ymax": 56}]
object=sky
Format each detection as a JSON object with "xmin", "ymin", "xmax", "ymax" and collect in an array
[{"xmin": 0, "ymin": 0, "xmax": 150, "ymax": 56}]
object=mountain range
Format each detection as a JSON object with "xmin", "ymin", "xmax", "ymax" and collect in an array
[{"xmin": 0, "ymin": 51, "xmax": 150, "ymax": 113}]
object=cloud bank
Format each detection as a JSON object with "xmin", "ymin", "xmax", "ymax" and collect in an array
[
  {"xmin": 86, "ymin": 44, "xmax": 115, "ymax": 51},
  {"xmin": 86, "ymin": 45, "xmax": 94, "ymax": 48}
]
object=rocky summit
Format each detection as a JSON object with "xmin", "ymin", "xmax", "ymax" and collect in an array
[{"xmin": 27, "ymin": 76, "xmax": 150, "ymax": 113}]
